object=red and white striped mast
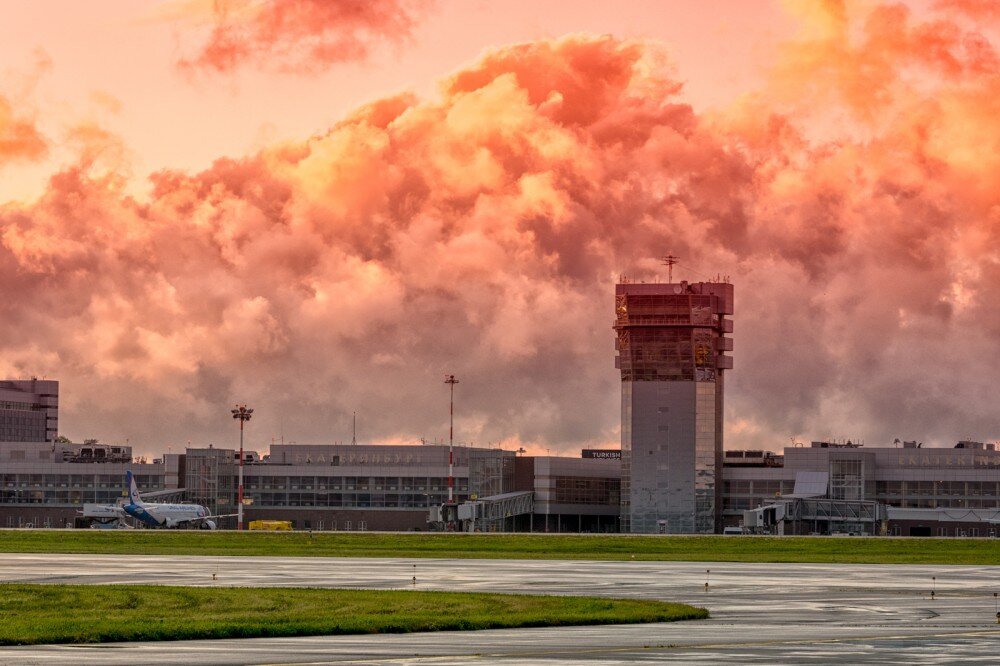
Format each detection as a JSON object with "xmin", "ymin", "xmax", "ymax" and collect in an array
[{"xmin": 444, "ymin": 374, "xmax": 459, "ymax": 503}]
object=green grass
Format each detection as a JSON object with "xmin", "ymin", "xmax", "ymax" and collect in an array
[
  {"xmin": 1, "ymin": 530, "xmax": 998, "ymax": 564},
  {"xmin": 0, "ymin": 584, "xmax": 706, "ymax": 645}
]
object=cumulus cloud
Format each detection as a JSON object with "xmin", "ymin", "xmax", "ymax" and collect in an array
[
  {"xmin": 2, "ymin": 2, "xmax": 999, "ymax": 454},
  {"xmin": 173, "ymin": 0, "xmax": 432, "ymax": 74}
]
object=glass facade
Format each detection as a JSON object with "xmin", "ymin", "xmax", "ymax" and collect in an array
[
  {"xmin": 830, "ymin": 459, "xmax": 864, "ymax": 500},
  {"xmin": 0, "ymin": 407, "xmax": 47, "ymax": 442},
  {"xmin": 185, "ymin": 448, "xmax": 236, "ymax": 516},
  {"xmin": 615, "ymin": 294, "xmax": 720, "ymax": 382},
  {"xmin": 0, "ymin": 471, "xmax": 163, "ymax": 505},
  {"xmin": 620, "ymin": 383, "xmax": 632, "ymax": 532},
  {"xmin": 722, "ymin": 479, "xmax": 794, "ymax": 512},
  {"xmin": 551, "ymin": 475, "xmax": 620, "ymax": 506},
  {"xmin": 621, "ymin": 381, "xmax": 720, "ymax": 533},
  {"xmin": 874, "ymin": 480, "xmax": 1000, "ymax": 508},
  {"xmin": 724, "ymin": 478, "xmax": 1000, "ymax": 513},
  {"xmin": 242, "ymin": 474, "xmax": 468, "ymax": 508},
  {"xmin": 694, "ymin": 382, "xmax": 717, "ymax": 532},
  {"xmin": 0, "ymin": 379, "xmax": 58, "ymax": 442},
  {"xmin": 468, "ymin": 449, "xmax": 514, "ymax": 499}
]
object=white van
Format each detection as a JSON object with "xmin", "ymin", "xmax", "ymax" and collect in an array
[{"xmin": 722, "ymin": 526, "xmax": 744, "ymax": 535}]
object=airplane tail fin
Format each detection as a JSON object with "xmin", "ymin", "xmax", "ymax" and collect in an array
[{"xmin": 125, "ymin": 470, "xmax": 142, "ymax": 505}]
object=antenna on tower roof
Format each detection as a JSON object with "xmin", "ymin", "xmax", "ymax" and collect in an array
[{"xmin": 661, "ymin": 254, "xmax": 679, "ymax": 283}]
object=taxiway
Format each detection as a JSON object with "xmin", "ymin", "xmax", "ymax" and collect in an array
[{"xmin": 0, "ymin": 554, "xmax": 996, "ymax": 664}]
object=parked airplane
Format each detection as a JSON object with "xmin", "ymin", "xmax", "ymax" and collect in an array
[{"xmin": 120, "ymin": 471, "xmax": 235, "ymax": 529}]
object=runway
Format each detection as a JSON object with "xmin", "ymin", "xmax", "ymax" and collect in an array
[{"xmin": 0, "ymin": 554, "xmax": 998, "ymax": 664}]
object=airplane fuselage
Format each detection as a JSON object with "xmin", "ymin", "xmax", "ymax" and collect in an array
[{"xmin": 123, "ymin": 502, "xmax": 207, "ymax": 528}]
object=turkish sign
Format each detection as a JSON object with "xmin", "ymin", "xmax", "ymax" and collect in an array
[{"xmin": 582, "ymin": 449, "xmax": 622, "ymax": 460}]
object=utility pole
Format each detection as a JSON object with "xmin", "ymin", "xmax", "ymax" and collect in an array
[
  {"xmin": 231, "ymin": 405, "xmax": 253, "ymax": 530},
  {"xmin": 351, "ymin": 411, "xmax": 357, "ymax": 445},
  {"xmin": 444, "ymin": 375, "xmax": 459, "ymax": 503}
]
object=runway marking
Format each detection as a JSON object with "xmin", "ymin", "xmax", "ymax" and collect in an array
[{"xmin": 253, "ymin": 627, "xmax": 1000, "ymax": 665}]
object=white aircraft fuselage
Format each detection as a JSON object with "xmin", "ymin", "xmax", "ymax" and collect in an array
[
  {"xmin": 120, "ymin": 470, "xmax": 220, "ymax": 529},
  {"xmin": 122, "ymin": 501, "xmax": 209, "ymax": 528}
]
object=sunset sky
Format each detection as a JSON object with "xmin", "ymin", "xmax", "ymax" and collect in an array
[{"xmin": 1, "ymin": 0, "xmax": 998, "ymax": 456}]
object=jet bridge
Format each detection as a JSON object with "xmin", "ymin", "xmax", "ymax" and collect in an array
[
  {"xmin": 457, "ymin": 491, "xmax": 534, "ymax": 532},
  {"xmin": 744, "ymin": 498, "xmax": 883, "ymax": 535},
  {"xmin": 790, "ymin": 498, "xmax": 882, "ymax": 524}
]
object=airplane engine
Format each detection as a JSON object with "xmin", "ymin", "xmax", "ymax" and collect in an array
[
  {"xmin": 200, "ymin": 520, "xmax": 217, "ymax": 530},
  {"xmin": 164, "ymin": 518, "xmax": 176, "ymax": 528}
]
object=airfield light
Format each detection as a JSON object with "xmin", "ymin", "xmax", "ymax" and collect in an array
[{"xmin": 231, "ymin": 405, "xmax": 253, "ymax": 531}]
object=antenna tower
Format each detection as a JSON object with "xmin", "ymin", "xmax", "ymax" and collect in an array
[
  {"xmin": 661, "ymin": 254, "xmax": 679, "ymax": 283},
  {"xmin": 444, "ymin": 374, "xmax": 459, "ymax": 504}
]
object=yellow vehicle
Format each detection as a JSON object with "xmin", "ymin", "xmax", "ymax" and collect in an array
[{"xmin": 248, "ymin": 520, "xmax": 292, "ymax": 531}]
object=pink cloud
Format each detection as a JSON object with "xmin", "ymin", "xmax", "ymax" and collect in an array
[
  {"xmin": 175, "ymin": 0, "xmax": 432, "ymax": 74},
  {"xmin": 0, "ymin": 95, "xmax": 46, "ymax": 165},
  {"xmin": 1, "ymin": 4, "xmax": 999, "ymax": 454}
]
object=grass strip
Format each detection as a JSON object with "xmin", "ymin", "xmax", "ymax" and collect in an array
[
  {"xmin": 0, "ymin": 583, "xmax": 706, "ymax": 645},
  {"xmin": 0, "ymin": 531, "xmax": 998, "ymax": 564}
]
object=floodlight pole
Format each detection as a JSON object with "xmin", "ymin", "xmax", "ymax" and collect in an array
[
  {"xmin": 444, "ymin": 375, "xmax": 459, "ymax": 504},
  {"xmin": 231, "ymin": 405, "xmax": 253, "ymax": 530}
]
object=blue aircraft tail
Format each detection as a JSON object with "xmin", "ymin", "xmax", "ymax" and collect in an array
[{"xmin": 124, "ymin": 470, "xmax": 143, "ymax": 505}]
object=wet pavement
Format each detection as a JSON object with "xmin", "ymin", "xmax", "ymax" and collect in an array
[{"xmin": 0, "ymin": 554, "xmax": 997, "ymax": 664}]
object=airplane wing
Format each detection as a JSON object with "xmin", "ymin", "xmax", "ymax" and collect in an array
[
  {"xmin": 169, "ymin": 513, "xmax": 240, "ymax": 527},
  {"xmin": 137, "ymin": 487, "xmax": 187, "ymax": 500},
  {"xmin": 80, "ymin": 503, "xmax": 127, "ymax": 518}
]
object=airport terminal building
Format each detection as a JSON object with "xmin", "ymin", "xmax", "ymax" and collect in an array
[
  {"xmin": 723, "ymin": 441, "xmax": 1000, "ymax": 537},
  {"xmin": 3, "ymin": 436, "xmax": 998, "ymax": 536},
  {"xmin": 0, "ymin": 439, "xmax": 621, "ymax": 532}
]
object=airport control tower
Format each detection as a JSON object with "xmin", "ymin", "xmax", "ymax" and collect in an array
[{"xmin": 614, "ymin": 276, "xmax": 733, "ymax": 533}]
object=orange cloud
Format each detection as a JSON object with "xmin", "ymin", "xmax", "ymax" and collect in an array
[
  {"xmin": 0, "ymin": 95, "xmax": 46, "ymax": 165},
  {"xmin": 2, "ymin": 3, "xmax": 999, "ymax": 454},
  {"xmin": 935, "ymin": 0, "xmax": 1000, "ymax": 22},
  {"xmin": 768, "ymin": 0, "xmax": 998, "ymax": 122},
  {"xmin": 175, "ymin": 0, "xmax": 432, "ymax": 74}
]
